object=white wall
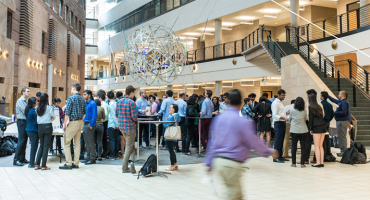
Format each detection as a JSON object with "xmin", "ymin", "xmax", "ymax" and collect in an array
[
  {"xmin": 311, "ymin": 28, "xmax": 370, "ymax": 66},
  {"xmin": 91, "ymin": 55, "xmax": 280, "ymax": 91}
]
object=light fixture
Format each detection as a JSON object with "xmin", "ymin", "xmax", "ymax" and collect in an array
[
  {"xmin": 179, "ymin": 36, "xmax": 197, "ymax": 40},
  {"xmin": 222, "ymin": 82, "xmax": 233, "ymax": 88},
  {"xmin": 262, "ymin": 9, "xmax": 281, "ymax": 13},
  {"xmin": 40, "ymin": 63, "xmax": 43, "ymax": 69},
  {"xmin": 238, "ymin": 16, "xmax": 255, "ymax": 20},
  {"xmin": 240, "ymin": 80, "xmax": 255, "ymax": 86},
  {"xmin": 222, "ymin": 22, "xmax": 234, "ymax": 26},
  {"xmin": 173, "ymin": 89, "xmax": 185, "ymax": 91},
  {"xmin": 36, "ymin": 62, "xmax": 40, "ymax": 68},
  {"xmin": 0, "ymin": 48, "xmax": 2, "ymax": 56},
  {"xmin": 202, "ymin": 87, "xmax": 215, "ymax": 89},
  {"xmin": 115, "ymin": 77, "xmax": 118, "ymax": 82},
  {"xmin": 122, "ymin": 76, "xmax": 126, "ymax": 81},
  {"xmin": 28, "ymin": 59, "xmax": 32, "ymax": 66},
  {"xmin": 4, "ymin": 51, "xmax": 9, "ymax": 58},
  {"xmin": 32, "ymin": 60, "xmax": 36, "ymax": 67},
  {"xmin": 184, "ymin": 32, "xmax": 200, "ymax": 36},
  {"xmin": 240, "ymin": 22, "xmax": 254, "ymax": 25},
  {"xmin": 263, "ymin": 14, "xmax": 277, "ymax": 18},
  {"xmin": 187, "ymin": 87, "xmax": 198, "ymax": 90},
  {"xmin": 203, "ymin": 33, "xmax": 214, "ymax": 35},
  {"xmin": 222, "ymin": 27, "xmax": 233, "ymax": 30},
  {"xmin": 200, "ymin": 28, "xmax": 215, "ymax": 31},
  {"xmin": 193, "ymin": 64, "xmax": 198, "ymax": 72},
  {"xmin": 173, "ymin": 85, "xmax": 183, "ymax": 87}
]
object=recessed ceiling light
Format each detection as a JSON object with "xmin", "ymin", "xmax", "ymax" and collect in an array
[
  {"xmin": 240, "ymin": 22, "xmax": 254, "ymax": 25},
  {"xmin": 262, "ymin": 9, "xmax": 281, "ymax": 13},
  {"xmin": 238, "ymin": 16, "xmax": 254, "ymax": 20},
  {"xmin": 222, "ymin": 27, "xmax": 232, "ymax": 30},
  {"xmin": 184, "ymin": 32, "xmax": 200, "ymax": 36},
  {"xmin": 264, "ymin": 14, "xmax": 277, "ymax": 18},
  {"xmin": 222, "ymin": 22, "xmax": 234, "ymax": 26},
  {"xmin": 199, "ymin": 28, "xmax": 214, "ymax": 31},
  {"xmin": 275, "ymin": 23, "xmax": 278, "ymax": 24}
]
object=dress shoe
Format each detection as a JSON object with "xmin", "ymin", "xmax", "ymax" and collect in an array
[
  {"xmin": 72, "ymin": 164, "xmax": 79, "ymax": 169},
  {"xmin": 311, "ymin": 164, "xmax": 324, "ymax": 168},
  {"xmin": 283, "ymin": 158, "xmax": 289, "ymax": 161},
  {"xmin": 301, "ymin": 165, "xmax": 306, "ymax": 168},
  {"xmin": 81, "ymin": 160, "xmax": 88, "ymax": 163},
  {"xmin": 59, "ymin": 164, "xmax": 72, "ymax": 170},
  {"xmin": 273, "ymin": 159, "xmax": 284, "ymax": 163},
  {"xmin": 291, "ymin": 164, "xmax": 296, "ymax": 167},
  {"xmin": 85, "ymin": 160, "xmax": 96, "ymax": 165},
  {"xmin": 283, "ymin": 155, "xmax": 292, "ymax": 158},
  {"xmin": 175, "ymin": 149, "xmax": 182, "ymax": 153},
  {"xmin": 13, "ymin": 160, "xmax": 24, "ymax": 166},
  {"xmin": 28, "ymin": 164, "xmax": 35, "ymax": 168},
  {"xmin": 337, "ymin": 152, "xmax": 344, "ymax": 157},
  {"xmin": 22, "ymin": 159, "xmax": 30, "ymax": 164},
  {"xmin": 310, "ymin": 160, "xmax": 317, "ymax": 164}
]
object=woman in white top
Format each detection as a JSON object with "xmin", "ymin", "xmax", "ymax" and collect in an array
[{"xmin": 35, "ymin": 93, "xmax": 55, "ymax": 170}]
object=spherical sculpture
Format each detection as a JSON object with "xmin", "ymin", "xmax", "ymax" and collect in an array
[{"xmin": 125, "ymin": 24, "xmax": 186, "ymax": 86}]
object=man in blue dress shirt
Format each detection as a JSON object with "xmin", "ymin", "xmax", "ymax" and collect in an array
[
  {"xmin": 174, "ymin": 91, "xmax": 187, "ymax": 153},
  {"xmin": 136, "ymin": 91, "xmax": 150, "ymax": 147},
  {"xmin": 82, "ymin": 90, "xmax": 98, "ymax": 164},
  {"xmin": 201, "ymin": 90, "xmax": 214, "ymax": 150},
  {"xmin": 157, "ymin": 90, "xmax": 175, "ymax": 150}
]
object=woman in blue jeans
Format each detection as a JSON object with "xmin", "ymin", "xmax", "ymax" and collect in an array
[
  {"xmin": 25, "ymin": 97, "xmax": 38, "ymax": 168},
  {"xmin": 163, "ymin": 104, "xmax": 180, "ymax": 171}
]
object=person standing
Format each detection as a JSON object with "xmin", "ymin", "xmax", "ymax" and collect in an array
[
  {"xmin": 157, "ymin": 90, "xmax": 175, "ymax": 150},
  {"xmin": 248, "ymin": 93, "xmax": 259, "ymax": 124},
  {"xmin": 35, "ymin": 93, "xmax": 55, "ymax": 170},
  {"xmin": 50, "ymin": 98, "xmax": 64, "ymax": 155},
  {"xmin": 163, "ymin": 104, "xmax": 180, "ymax": 171},
  {"xmin": 185, "ymin": 97, "xmax": 200, "ymax": 155},
  {"xmin": 212, "ymin": 97, "xmax": 220, "ymax": 113},
  {"xmin": 200, "ymin": 90, "xmax": 214, "ymax": 150},
  {"xmin": 328, "ymin": 90, "xmax": 351, "ymax": 157},
  {"xmin": 13, "ymin": 88, "xmax": 31, "ymax": 166},
  {"xmin": 219, "ymin": 93, "xmax": 229, "ymax": 113},
  {"xmin": 94, "ymin": 99, "xmax": 105, "ymax": 161},
  {"xmin": 242, "ymin": 98, "xmax": 254, "ymax": 119},
  {"xmin": 59, "ymin": 84, "xmax": 86, "ymax": 170},
  {"xmin": 253, "ymin": 97, "xmax": 272, "ymax": 146},
  {"xmin": 116, "ymin": 85, "xmax": 138, "ymax": 173},
  {"xmin": 320, "ymin": 91, "xmax": 335, "ymax": 156},
  {"xmin": 97, "ymin": 90, "xmax": 109, "ymax": 158},
  {"xmin": 283, "ymin": 100, "xmax": 295, "ymax": 159},
  {"xmin": 36, "ymin": 92, "xmax": 41, "ymax": 106},
  {"xmin": 308, "ymin": 93, "xmax": 327, "ymax": 167},
  {"xmin": 107, "ymin": 91, "xmax": 120, "ymax": 160},
  {"xmin": 25, "ymin": 97, "xmax": 38, "ymax": 168},
  {"xmin": 82, "ymin": 90, "xmax": 98, "ymax": 165},
  {"xmin": 149, "ymin": 95, "xmax": 158, "ymax": 139},
  {"xmin": 153, "ymin": 93, "xmax": 159, "ymax": 104},
  {"xmin": 271, "ymin": 89, "xmax": 289, "ymax": 163},
  {"xmin": 174, "ymin": 92, "xmax": 187, "ymax": 153},
  {"xmin": 205, "ymin": 89, "xmax": 278, "ymax": 200},
  {"xmin": 289, "ymin": 97, "xmax": 308, "ymax": 168},
  {"xmin": 136, "ymin": 91, "xmax": 150, "ymax": 148},
  {"xmin": 303, "ymin": 89, "xmax": 317, "ymax": 164}
]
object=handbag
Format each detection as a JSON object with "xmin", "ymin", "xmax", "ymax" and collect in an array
[{"xmin": 164, "ymin": 116, "xmax": 181, "ymax": 140}]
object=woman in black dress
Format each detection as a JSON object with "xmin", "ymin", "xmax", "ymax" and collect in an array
[
  {"xmin": 253, "ymin": 97, "xmax": 272, "ymax": 146},
  {"xmin": 308, "ymin": 93, "xmax": 326, "ymax": 168}
]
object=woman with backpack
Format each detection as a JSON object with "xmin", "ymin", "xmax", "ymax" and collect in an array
[
  {"xmin": 25, "ymin": 97, "xmax": 38, "ymax": 168},
  {"xmin": 288, "ymin": 97, "xmax": 308, "ymax": 168},
  {"xmin": 163, "ymin": 104, "xmax": 180, "ymax": 171},
  {"xmin": 35, "ymin": 93, "xmax": 55, "ymax": 170},
  {"xmin": 308, "ymin": 93, "xmax": 327, "ymax": 168}
]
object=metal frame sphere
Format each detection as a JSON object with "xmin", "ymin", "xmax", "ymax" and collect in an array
[{"xmin": 125, "ymin": 24, "xmax": 186, "ymax": 86}]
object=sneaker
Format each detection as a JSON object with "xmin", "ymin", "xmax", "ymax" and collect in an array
[
  {"xmin": 115, "ymin": 157, "xmax": 119, "ymax": 160},
  {"xmin": 109, "ymin": 156, "xmax": 115, "ymax": 160},
  {"xmin": 130, "ymin": 163, "xmax": 136, "ymax": 174}
]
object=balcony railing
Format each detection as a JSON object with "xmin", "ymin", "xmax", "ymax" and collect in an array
[
  {"xmin": 295, "ymin": 3, "xmax": 370, "ymax": 42},
  {"xmin": 85, "ymin": 68, "xmax": 128, "ymax": 79}
]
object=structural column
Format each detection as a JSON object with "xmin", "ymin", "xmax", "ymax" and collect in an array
[
  {"xmin": 48, "ymin": 64, "xmax": 53, "ymax": 105},
  {"xmin": 215, "ymin": 81, "xmax": 222, "ymax": 97},
  {"xmin": 93, "ymin": 60, "xmax": 98, "ymax": 78},
  {"xmin": 215, "ymin": 19, "xmax": 223, "ymax": 58},
  {"xmin": 290, "ymin": 0, "xmax": 299, "ymax": 27}
]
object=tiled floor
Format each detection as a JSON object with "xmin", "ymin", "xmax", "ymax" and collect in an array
[{"xmin": 2, "ymin": 125, "xmax": 370, "ymax": 199}]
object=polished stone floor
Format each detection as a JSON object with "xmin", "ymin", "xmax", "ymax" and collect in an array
[{"xmin": 1, "ymin": 125, "xmax": 370, "ymax": 200}]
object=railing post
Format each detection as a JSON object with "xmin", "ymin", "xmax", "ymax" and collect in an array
[
  {"xmin": 366, "ymin": 72, "xmax": 369, "ymax": 92},
  {"xmin": 296, "ymin": 35, "xmax": 299, "ymax": 50},
  {"xmin": 307, "ymin": 24, "xmax": 309, "ymax": 42},
  {"xmin": 262, "ymin": 28, "xmax": 264, "ymax": 42},
  {"xmin": 257, "ymin": 29, "xmax": 259, "ymax": 43},
  {"xmin": 357, "ymin": 8, "xmax": 360, "ymax": 29},
  {"xmin": 253, "ymin": 31, "xmax": 255, "ymax": 46},
  {"xmin": 353, "ymin": 85, "xmax": 357, "ymax": 107},
  {"xmin": 323, "ymin": 20, "xmax": 326, "ymax": 38},
  {"xmin": 349, "ymin": 60, "xmax": 352, "ymax": 80},
  {"xmin": 332, "ymin": 66, "xmax": 335, "ymax": 79},
  {"xmin": 213, "ymin": 46, "xmax": 215, "ymax": 58},
  {"xmin": 242, "ymin": 38, "xmax": 244, "ymax": 51},
  {"xmin": 249, "ymin": 35, "xmax": 251, "ymax": 49},
  {"xmin": 307, "ymin": 44, "xmax": 310, "ymax": 59},
  {"xmin": 223, "ymin": 43, "xmax": 225, "ymax": 57},
  {"xmin": 273, "ymin": 43, "xmax": 276, "ymax": 58},
  {"xmin": 324, "ymin": 58, "xmax": 327, "ymax": 78},
  {"xmin": 337, "ymin": 70, "xmax": 341, "ymax": 91},
  {"xmin": 203, "ymin": 48, "xmax": 205, "ymax": 60},
  {"xmin": 319, "ymin": 53, "xmax": 322, "ymax": 70},
  {"xmin": 234, "ymin": 41, "xmax": 237, "ymax": 55},
  {"xmin": 340, "ymin": 15, "xmax": 343, "ymax": 34}
]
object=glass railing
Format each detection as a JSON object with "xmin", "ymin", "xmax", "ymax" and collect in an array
[{"xmin": 85, "ymin": 68, "xmax": 128, "ymax": 79}]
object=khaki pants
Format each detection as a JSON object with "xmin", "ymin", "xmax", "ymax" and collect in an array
[
  {"xmin": 122, "ymin": 128, "xmax": 136, "ymax": 171},
  {"xmin": 213, "ymin": 158, "xmax": 243, "ymax": 200},
  {"xmin": 283, "ymin": 123, "xmax": 291, "ymax": 157},
  {"xmin": 64, "ymin": 120, "xmax": 84, "ymax": 166}
]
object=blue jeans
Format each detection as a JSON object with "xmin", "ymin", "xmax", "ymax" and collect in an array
[
  {"xmin": 274, "ymin": 121, "xmax": 286, "ymax": 159},
  {"xmin": 108, "ymin": 127, "xmax": 120, "ymax": 157}
]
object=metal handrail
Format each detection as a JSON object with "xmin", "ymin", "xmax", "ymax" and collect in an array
[
  {"xmin": 261, "ymin": 27, "xmax": 287, "ymax": 56},
  {"xmin": 286, "ymin": 26, "xmax": 370, "ymax": 103}
]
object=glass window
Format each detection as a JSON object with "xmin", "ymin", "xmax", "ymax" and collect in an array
[
  {"xmin": 45, "ymin": 0, "xmax": 49, "ymax": 5},
  {"xmin": 65, "ymin": 6, "xmax": 68, "ymax": 23},
  {"xmin": 6, "ymin": 10, "xmax": 12, "ymax": 39},
  {"xmin": 53, "ymin": 0, "xmax": 57, "ymax": 12},
  {"xmin": 166, "ymin": 0, "xmax": 173, "ymax": 11},
  {"xmin": 79, "ymin": 21, "xmax": 81, "ymax": 34},
  {"xmin": 75, "ymin": 16, "xmax": 78, "ymax": 30},
  {"xmin": 59, "ymin": 0, "xmax": 63, "ymax": 17},
  {"xmin": 70, "ymin": 11, "xmax": 73, "ymax": 27},
  {"xmin": 82, "ymin": 25, "xmax": 85, "ymax": 38},
  {"xmin": 41, "ymin": 32, "xmax": 45, "ymax": 54}
]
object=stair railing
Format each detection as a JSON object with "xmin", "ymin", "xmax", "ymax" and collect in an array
[
  {"xmin": 260, "ymin": 26, "xmax": 287, "ymax": 69},
  {"xmin": 285, "ymin": 26, "xmax": 370, "ymax": 105}
]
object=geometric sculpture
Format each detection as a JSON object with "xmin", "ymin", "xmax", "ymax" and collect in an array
[{"xmin": 125, "ymin": 24, "xmax": 186, "ymax": 86}]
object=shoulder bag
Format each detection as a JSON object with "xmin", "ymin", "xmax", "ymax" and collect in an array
[{"xmin": 164, "ymin": 116, "xmax": 181, "ymax": 140}]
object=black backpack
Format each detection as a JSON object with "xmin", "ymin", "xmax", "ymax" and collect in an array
[
  {"xmin": 340, "ymin": 147, "xmax": 358, "ymax": 165},
  {"xmin": 353, "ymin": 142, "xmax": 367, "ymax": 159},
  {"xmin": 137, "ymin": 154, "xmax": 157, "ymax": 179}
]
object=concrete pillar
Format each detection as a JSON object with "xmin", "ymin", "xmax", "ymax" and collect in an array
[
  {"xmin": 215, "ymin": 81, "xmax": 222, "ymax": 97},
  {"xmin": 135, "ymin": 88, "xmax": 140, "ymax": 99},
  {"xmin": 48, "ymin": 64, "xmax": 53, "ymax": 105},
  {"xmin": 93, "ymin": 60, "xmax": 98, "ymax": 78},
  {"xmin": 215, "ymin": 19, "xmax": 222, "ymax": 58},
  {"xmin": 290, "ymin": 0, "xmax": 299, "ymax": 28}
]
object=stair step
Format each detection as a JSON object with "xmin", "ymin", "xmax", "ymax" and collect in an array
[
  {"xmin": 356, "ymin": 135, "xmax": 370, "ymax": 140},
  {"xmin": 352, "ymin": 107, "xmax": 370, "ymax": 111},
  {"xmin": 357, "ymin": 120, "xmax": 370, "ymax": 125},
  {"xmin": 357, "ymin": 126, "xmax": 370, "ymax": 131},
  {"xmin": 355, "ymin": 140, "xmax": 370, "ymax": 146}
]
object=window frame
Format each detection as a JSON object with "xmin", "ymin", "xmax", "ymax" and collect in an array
[
  {"xmin": 59, "ymin": 0, "xmax": 63, "ymax": 17},
  {"xmin": 6, "ymin": 10, "xmax": 12, "ymax": 39},
  {"xmin": 41, "ymin": 32, "xmax": 45, "ymax": 54}
]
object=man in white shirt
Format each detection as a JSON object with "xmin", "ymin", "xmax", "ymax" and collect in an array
[
  {"xmin": 282, "ymin": 100, "xmax": 295, "ymax": 159},
  {"xmin": 271, "ymin": 89, "xmax": 290, "ymax": 163}
]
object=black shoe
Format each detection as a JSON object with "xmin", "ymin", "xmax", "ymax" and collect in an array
[
  {"xmin": 85, "ymin": 160, "xmax": 96, "ymax": 165},
  {"xmin": 273, "ymin": 159, "xmax": 284, "ymax": 163},
  {"xmin": 175, "ymin": 149, "xmax": 182, "ymax": 153},
  {"xmin": 22, "ymin": 159, "xmax": 30, "ymax": 164},
  {"xmin": 79, "ymin": 156, "xmax": 85, "ymax": 160},
  {"xmin": 337, "ymin": 152, "xmax": 344, "ymax": 157},
  {"xmin": 72, "ymin": 164, "xmax": 79, "ymax": 169},
  {"xmin": 283, "ymin": 158, "xmax": 289, "ymax": 161},
  {"xmin": 59, "ymin": 164, "xmax": 72, "ymax": 170},
  {"xmin": 81, "ymin": 160, "xmax": 88, "ymax": 163},
  {"xmin": 28, "ymin": 164, "xmax": 35, "ymax": 168},
  {"xmin": 97, "ymin": 158, "xmax": 102, "ymax": 161},
  {"xmin": 13, "ymin": 160, "xmax": 24, "ymax": 166},
  {"xmin": 312, "ymin": 164, "xmax": 324, "ymax": 168}
]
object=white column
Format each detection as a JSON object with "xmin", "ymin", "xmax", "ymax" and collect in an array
[
  {"xmin": 93, "ymin": 60, "xmax": 98, "ymax": 78},
  {"xmin": 215, "ymin": 19, "xmax": 223, "ymax": 58},
  {"xmin": 48, "ymin": 64, "xmax": 53, "ymax": 105},
  {"xmin": 215, "ymin": 81, "xmax": 222, "ymax": 97},
  {"xmin": 290, "ymin": 0, "xmax": 299, "ymax": 27},
  {"xmin": 135, "ymin": 88, "xmax": 140, "ymax": 99}
]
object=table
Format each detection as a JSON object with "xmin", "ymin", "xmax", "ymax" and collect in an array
[
  {"xmin": 52, "ymin": 129, "xmax": 65, "ymax": 163},
  {"xmin": 186, "ymin": 117, "xmax": 213, "ymax": 157},
  {"xmin": 138, "ymin": 120, "xmax": 174, "ymax": 179},
  {"xmin": 135, "ymin": 118, "xmax": 154, "ymax": 163}
]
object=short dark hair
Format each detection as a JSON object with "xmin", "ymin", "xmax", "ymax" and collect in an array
[
  {"xmin": 72, "ymin": 83, "xmax": 81, "ymax": 92},
  {"xmin": 294, "ymin": 97, "xmax": 305, "ymax": 111},
  {"xmin": 206, "ymin": 90, "xmax": 213, "ymax": 98},
  {"xmin": 84, "ymin": 90, "xmax": 93, "ymax": 100},
  {"xmin": 94, "ymin": 99, "xmax": 101, "ymax": 106},
  {"xmin": 36, "ymin": 92, "xmax": 42, "ymax": 97},
  {"xmin": 166, "ymin": 90, "xmax": 173, "ymax": 97},
  {"xmin": 224, "ymin": 93, "xmax": 230, "ymax": 99},
  {"xmin": 21, "ymin": 88, "xmax": 29, "ymax": 95},
  {"xmin": 274, "ymin": 95, "xmax": 278, "ymax": 98},
  {"xmin": 192, "ymin": 94, "xmax": 199, "ymax": 98},
  {"xmin": 306, "ymin": 89, "xmax": 317, "ymax": 95},
  {"xmin": 153, "ymin": 93, "xmax": 158, "ymax": 97},
  {"xmin": 116, "ymin": 91, "xmax": 123, "ymax": 99},
  {"xmin": 321, "ymin": 91, "xmax": 329, "ymax": 100},
  {"xmin": 149, "ymin": 95, "xmax": 155, "ymax": 100},
  {"xmin": 97, "ymin": 90, "xmax": 106, "ymax": 101},
  {"xmin": 230, "ymin": 89, "xmax": 242, "ymax": 106},
  {"xmin": 291, "ymin": 100, "xmax": 296, "ymax": 104},
  {"xmin": 277, "ymin": 89, "xmax": 286, "ymax": 95},
  {"xmin": 244, "ymin": 98, "xmax": 250, "ymax": 104},
  {"xmin": 126, "ymin": 85, "xmax": 136, "ymax": 95},
  {"xmin": 158, "ymin": 98, "xmax": 163, "ymax": 103},
  {"xmin": 199, "ymin": 95, "xmax": 204, "ymax": 99},
  {"xmin": 262, "ymin": 93, "xmax": 268, "ymax": 97},
  {"xmin": 179, "ymin": 92, "xmax": 185, "ymax": 98},
  {"xmin": 53, "ymin": 98, "xmax": 61, "ymax": 104},
  {"xmin": 249, "ymin": 93, "xmax": 256, "ymax": 98},
  {"xmin": 259, "ymin": 96, "xmax": 267, "ymax": 103},
  {"xmin": 107, "ymin": 91, "xmax": 115, "ymax": 99},
  {"xmin": 187, "ymin": 96, "xmax": 197, "ymax": 105},
  {"xmin": 171, "ymin": 104, "xmax": 179, "ymax": 113}
]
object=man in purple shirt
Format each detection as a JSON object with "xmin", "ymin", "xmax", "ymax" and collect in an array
[{"xmin": 205, "ymin": 89, "xmax": 278, "ymax": 200}]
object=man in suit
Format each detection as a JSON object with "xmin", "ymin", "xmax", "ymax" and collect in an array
[{"xmin": 248, "ymin": 93, "xmax": 259, "ymax": 125}]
